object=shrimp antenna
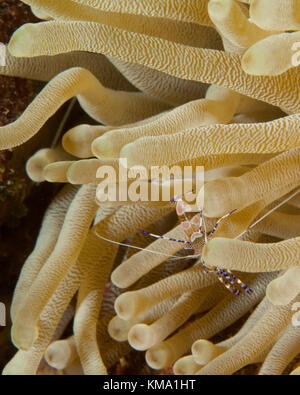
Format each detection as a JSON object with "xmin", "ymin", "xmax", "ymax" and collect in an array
[
  {"xmin": 93, "ymin": 229, "xmax": 198, "ymax": 261},
  {"xmin": 236, "ymin": 187, "xmax": 300, "ymax": 239}
]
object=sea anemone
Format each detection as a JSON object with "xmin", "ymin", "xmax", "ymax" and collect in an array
[
  {"xmin": 1, "ymin": 0, "xmax": 299, "ymax": 375},
  {"xmin": 175, "ymin": 296, "xmax": 300, "ymax": 375}
]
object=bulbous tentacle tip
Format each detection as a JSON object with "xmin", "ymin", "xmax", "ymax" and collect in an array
[
  {"xmin": 45, "ymin": 341, "xmax": 72, "ymax": 370},
  {"xmin": 265, "ymin": 280, "xmax": 285, "ymax": 306},
  {"xmin": 11, "ymin": 322, "xmax": 38, "ymax": 351},
  {"xmin": 201, "ymin": 237, "xmax": 223, "ymax": 262},
  {"xmin": 61, "ymin": 133, "xmax": 74, "ymax": 156},
  {"xmin": 26, "ymin": 149, "xmax": 53, "ymax": 183},
  {"xmin": 266, "ymin": 269, "xmax": 300, "ymax": 306},
  {"xmin": 110, "ymin": 267, "xmax": 125, "ymax": 289},
  {"xmin": 249, "ymin": 0, "xmax": 262, "ymax": 18},
  {"xmin": 241, "ymin": 48, "xmax": 261, "ymax": 76},
  {"xmin": 208, "ymin": 0, "xmax": 231, "ymax": 19},
  {"xmin": 128, "ymin": 323, "xmax": 155, "ymax": 351},
  {"xmin": 119, "ymin": 142, "xmax": 136, "ymax": 168},
  {"xmin": 92, "ymin": 134, "xmax": 114, "ymax": 159},
  {"xmin": 114, "ymin": 292, "xmax": 143, "ymax": 321},
  {"xmin": 66, "ymin": 160, "xmax": 99, "ymax": 184},
  {"xmin": 43, "ymin": 161, "xmax": 72, "ymax": 183},
  {"xmin": 145, "ymin": 342, "xmax": 174, "ymax": 370},
  {"xmin": 8, "ymin": 23, "xmax": 37, "ymax": 58},
  {"xmin": 249, "ymin": 0, "xmax": 278, "ymax": 31},
  {"xmin": 242, "ymin": 41, "xmax": 288, "ymax": 77},
  {"xmin": 108, "ymin": 316, "xmax": 132, "ymax": 342},
  {"xmin": 202, "ymin": 178, "xmax": 237, "ymax": 218},
  {"xmin": 173, "ymin": 355, "xmax": 200, "ymax": 375},
  {"xmin": 192, "ymin": 339, "xmax": 218, "ymax": 365},
  {"xmin": 30, "ymin": 5, "xmax": 53, "ymax": 21}
]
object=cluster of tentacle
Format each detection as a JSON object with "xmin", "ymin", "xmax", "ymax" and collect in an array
[{"xmin": 0, "ymin": 0, "xmax": 300, "ymax": 375}]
